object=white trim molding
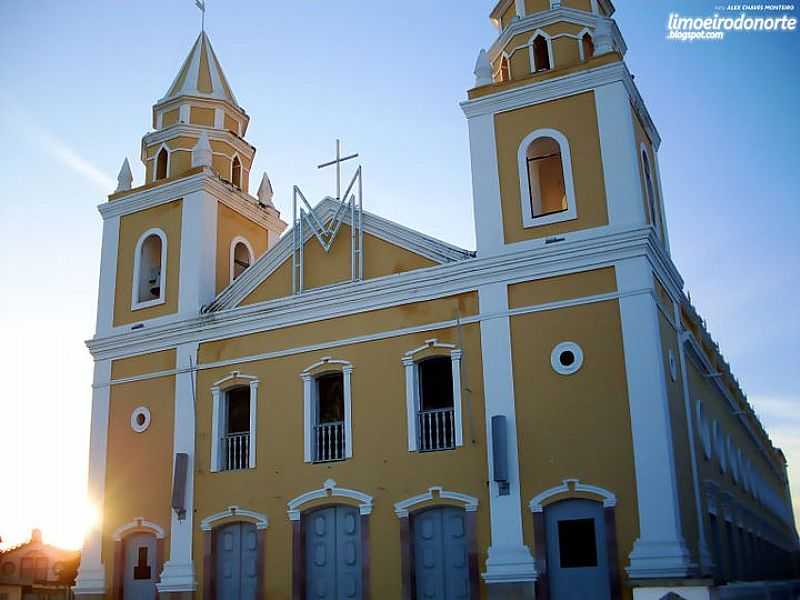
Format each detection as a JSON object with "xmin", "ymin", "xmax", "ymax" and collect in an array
[
  {"xmin": 287, "ymin": 479, "xmax": 373, "ymax": 521},
  {"xmin": 229, "ymin": 236, "xmax": 255, "ymax": 284},
  {"xmin": 112, "ymin": 517, "xmax": 166, "ymax": 541},
  {"xmin": 517, "ymin": 128, "xmax": 577, "ymax": 228},
  {"xmin": 200, "ymin": 506, "xmax": 269, "ymax": 531},
  {"xmin": 394, "ymin": 486, "xmax": 479, "ymax": 518},
  {"xmin": 550, "ymin": 341, "xmax": 584, "ymax": 375},
  {"xmin": 402, "ymin": 339, "xmax": 464, "ymax": 452},
  {"xmin": 131, "ymin": 227, "xmax": 168, "ymax": 311},
  {"xmin": 210, "ymin": 370, "xmax": 260, "ymax": 472},
  {"xmin": 130, "ymin": 406, "xmax": 151, "ymax": 433},
  {"xmin": 529, "ymin": 479, "xmax": 617, "ymax": 512},
  {"xmin": 300, "ymin": 358, "xmax": 353, "ymax": 462}
]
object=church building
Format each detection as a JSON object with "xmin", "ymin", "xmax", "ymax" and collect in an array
[{"xmin": 73, "ymin": 1, "xmax": 799, "ymax": 599}]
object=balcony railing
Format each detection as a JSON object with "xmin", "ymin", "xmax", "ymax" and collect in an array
[
  {"xmin": 314, "ymin": 421, "xmax": 345, "ymax": 462},
  {"xmin": 418, "ymin": 407, "xmax": 455, "ymax": 452},
  {"xmin": 223, "ymin": 431, "xmax": 250, "ymax": 471}
]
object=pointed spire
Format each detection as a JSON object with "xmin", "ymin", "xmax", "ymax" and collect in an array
[
  {"xmin": 160, "ymin": 32, "xmax": 239, "ymax": 108},
  {"xmin": 192, "ymin": 130, "xmax": 213, "ymax": 168},
  {"xmin": 257, "ymin": 172, "xmax": 274, "ymax": 206},
  {"xmin": 474, "ymin": 49, "xmax": 493, "ymax": 87},
  {"xmin": 116, "ymin": 158, "xmax": 133, "ymax": 192}
]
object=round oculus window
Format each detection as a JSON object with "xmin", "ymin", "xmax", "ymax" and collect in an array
[
  {"xmin": 130, "ymin": 406, "xmax": 151, "ymax": 433},
  {"xmin": 551, "ymin": 342, "xmax": 583, "ymax": 375}
]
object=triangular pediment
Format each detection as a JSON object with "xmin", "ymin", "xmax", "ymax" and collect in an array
[{"xmin": 207, "ymin": 198, "xmax": 473, "ymax": 311}]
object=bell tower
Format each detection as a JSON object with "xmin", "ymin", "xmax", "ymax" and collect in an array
[
  {"xmin": 463, "ymin": 0, "xmax": 669, "ymax": 259},
  {"xmin": 93, "ymin": 31, "xmax": 286, "ymax": 337}
]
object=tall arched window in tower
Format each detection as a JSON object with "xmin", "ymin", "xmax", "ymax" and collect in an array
[
  {"xmin": 132, "ymin": 229, "xmax": 167, "ymax": 308},
  {"xmin": 641, "ymin": 149, "xmax": 661, "ymax": 236},
  {"xmin": 581, "ymin": 32, "xmax": 595, "ymax": 62},
  {"xmin": 518, "ymin": 129, "xmax": 577, "ymax": 227},
  {"xmin": 155, "ymin": 147, "xmax": 168, "ymax": 181},
  {"xmin": 499, "ymin": 55, "xmax": 511, "ymax": 82},
  {"xmin": 231, "ymin": 155, "xmax": 242, "ymax": 189},
  {"xmin": 230, "ymin": 237, "xmax": 254, "ymax": 283},
  {"xmin": 532, "ymin": 34, "xmax": 551, "ymax": 72}
]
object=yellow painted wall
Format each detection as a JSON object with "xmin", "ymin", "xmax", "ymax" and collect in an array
[
  {"xmin": 525, "ymin": 0, "xmax": 549, "ymax": 13},
  {"xmin": 631, "ymin": 107, "xmax": 665, "ymax": 239},
  {"xmin": 215, "ymin": 203, "xmax": 269, "ymax": 294},
  {"xmin": 501, "ymin": 4, "xmax": 515, "ymax": 28},
  {"xmin": 113, "ymin": 200, "xmax": 182, "ymax": 326},
  {"xmin": 224, "ymin": 113, "xmax": 238, "ymax": 134},
  {"xmin": 553, "ymin": 36, "xmax": 581, "ymax": 69},
  {"xmin": 241, "ymin": 226, "xmax": 438, "ymax": 306},
  {"xmin": 102, "ymin": 350, "xmax": 177, "ymax": 585},
  {"xmin": 495, "ymin": 91, "xmax": 608, "ymax": 243},
  {"xmin": 561, "ymin": 0, "xmax": 593, "ymax": 12},
  {"xmin": 162, "ymin": 108, "xmax": 179, "ymax": 128},
  {"xmin": 508, "ymin": 267, "xmax": 617, "ymax": 309},
  {"xmin": 194, "ymin": 298, "xmax": 488, "ymax": 599},
  {"xmin": 190, "ymin": 106, "xmax": 215, "ymax": 127},
  {"xmin": 510, "ymin": 297, "xmax": 639, "ymax": 599}
]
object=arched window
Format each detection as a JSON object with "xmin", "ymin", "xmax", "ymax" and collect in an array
[
  {"xmin": 230, "ymin": 237, "xmax": 254, "ymax": 283},
  {"xmin": 231, "ymin": 155, "xmax": 242, "ymax": 189},
  {"xmin": 581, "ymin": 33, "xmax": 594, "ymax": 61},
  {"xmin": 301, "ymin": 358, "xmax": 353, "ymax": 463},
  {"xmin": 518, "ymin": 129, "xmax": 577, "ymax": 227},
  {"xmin": 532, "ymin": 34, "xmax": 551, "ymax": 72},
  {"xmin": 132, "ymin": 229, "xmax": 167, "ymax": 308},
  {"xmin": 499, "ymin": 55, "xmax": 511, "ymax": 82},
  {"xmin": 641, "ymin": 149, "xmax": 662, "ymax": 235},
  {"xmin": 155, "ymin": 147, "xmax": 168, "ymax": 181},
  {"xmin": 210, "ymin": 372, "xmax": 260, "ymax": 472}
]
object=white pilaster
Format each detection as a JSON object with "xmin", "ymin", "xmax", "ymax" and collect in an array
[
  {"xmin": 466, "ymin": 113, "xmax": 505, "ymax": 257},
  {"xmin": 478, "ymin": 282, "xmax": 537, "ymax": 585},
  {"xmin": 594, "ymin": 81, "xmax": 646, "ymax": 228},
  {"xmin": 514, "ymin": 0, "xmax": 525, "ymax": 16},
  {"xmin": 403, "ymin": 357, "xmax": 419, "ymax": 451},
  {"xmin": 616, "ymin": 257, "xmax": 693, "ymax": 578},
  {"xmin": 451, "ymin": 349, "xmax": 464, "ymax": 448},
  {"xmin": 157, "ymin": 342, "xmax": 198, "ymax": 593},
  {"xmin": 676, "ymin": 322, "xmax": 714, "ymax": 575},
  {"xmin": 94, "ymin": 216, "xmax": 120, "ymax": 337},
  {"xmin": 72, "ymin": 360, "xmax": 112, "ymax": 596},
  {"xmin": 214, "ymin": 107, "xmax": 224, "ymax": 130},
  {"xmin": 249, "ymin": 380, "xmax": 259, "ymax": 469},
  {"xmin": 177, "ymin": 190, "xmax": 217, "ymax": 319},
  {"xmin": 302, "ymin": 373, "xmax": 313, "ymax": 463}
]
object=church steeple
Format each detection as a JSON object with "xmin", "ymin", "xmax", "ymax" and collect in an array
[{"xmin": 140, "ymin": 31, "xmax": 255, "ymax": 192}]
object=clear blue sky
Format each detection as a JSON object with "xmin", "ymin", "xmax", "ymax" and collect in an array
[{"xmin": 0, "ymin": 1, "xmax": 797, "ymax": 548}]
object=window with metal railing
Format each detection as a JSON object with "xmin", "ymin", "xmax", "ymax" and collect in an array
[
  {"xmin": 313, "ymin": 372, "xmax": 346, "ymax": 462},
  {"xmin": 417, "ymin": 357, "xmax": 456, "ymax": 451},
  {"xmin": 221, "ymin": 387, "xmax": 250, "ymax": 471}
]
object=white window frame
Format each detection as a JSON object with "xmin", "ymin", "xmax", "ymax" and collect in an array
[
  {"xmin": 300, "ymin": 358, "xmax": 353, "ymax": 463},
  {"xmin": 210, "ymin": 371, "xmax": 260, "ymax": 472},
  {"xmin": 153, "ymin": 144, "xmax": 171, "ymax": 182},
  {"xmin": 402, "ymin": 339, "xmax": 464, "ymax": 453},
  {"xmin": 131, "ymin": 227, "xmax": 168, "ymax": 311},
  {"xmin": 577, "ymin": 28, "xmax": 594, "ymax": 62},
  {"xmin": 640, "ymin": 143, "xmax": 664, "ymax": 239},
  {"xmin": 695, "ymin": 400, "xmax": 712, "ymax": 461},
  {"xmin": 229, "ymin": 236, "xmax": 255, "ymax": 284},
  {"xmin": 518, "ymin": 128, "xmax": 578, "ymax": 228},
  {"xmin": 231, "ymin": 153, "xmax": 242, "ymax": 188},
  {"xmin": 528, "ymin": 30, "xmax": 554, "ymax": 73}
]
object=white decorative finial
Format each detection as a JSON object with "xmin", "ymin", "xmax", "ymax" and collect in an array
[
  {"xmin": 594, "ymin": 19, "xmax": 614, "ymax": 55},
  {"xmin": 192, "ymin": 130, "xmax": 213, "ymax": 168},
  {"xmin": 116, "ymin": 158, "xmax": 133, "ymax": 192},
  {"xmin": 257, "ymin": 172, "xmax": 274, "ymax": 206},
  {"xmin": 474, "ymin": 49, "xmax": 492, "ymax": 87}
]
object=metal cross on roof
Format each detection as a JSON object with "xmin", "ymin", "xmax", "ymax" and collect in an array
[{"xmin": 318, "ymin": 139, "xmax": 359, "ymax": 201}]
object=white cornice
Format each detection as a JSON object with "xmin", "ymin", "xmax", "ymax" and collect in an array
[
  {"xmin": 86, "ymin": 225, "xmax": 660, "ymax": 360},
  {"xmin": 461, "ymin": 60, "xmax": 661, "ymax": 149},
  {"xmin": 207, "ymin": 197, "xmax": 473, "ymax": 311},
  {"xmin": 99, "ymin": 170, "xmax": 285, "ymax": 231},
  {"xmin": 141, "ymin": 123, "xmax": 255, "ymax": 157}
]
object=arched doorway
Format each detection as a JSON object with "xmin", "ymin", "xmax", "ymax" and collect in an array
[
  {"xmin": 304, "ymin": 505, "xmax": 363, "ymax": 600},
  {"xmin": 123, "ymin": 532, "xmax": 158, "ymax": 600},
  {"xmin": 215, "ymin": 521, "xmax": 258, "ymax": 600},
  {"xmin": 412, "ymin": 506, "xmax": 471, "ymax": 600},
  {"xmin": 544, "ymin": 499, "xmax": 611, "ymax": 600}
]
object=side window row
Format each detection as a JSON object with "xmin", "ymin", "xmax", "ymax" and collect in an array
[{"xmin": 211, "ymin": 342, "xmax": 464, "ymax": 472}]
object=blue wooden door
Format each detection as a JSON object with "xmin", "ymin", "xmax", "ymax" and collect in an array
[
  {"xmin": 216, "ymin": 522, "xmax": 258, "ymax": 600},
  {"xmin": 413, "ymin": 507, "xmax": 470, "ymax": 600},
  {"xmin": 123, "ymin": 532, "xmax": 157, "ymax": 600},
  {"xmin": 545, "ymin": 499, "xmax": 611, "ymax": 600},
  {"xmin": 305, "ymin": 506, "xmax": 362, "ymax": 600}
]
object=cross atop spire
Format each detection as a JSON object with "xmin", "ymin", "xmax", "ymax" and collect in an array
[{"xmin": 317, "ymin": 139, "xmax": 359, "ymax": 201}]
